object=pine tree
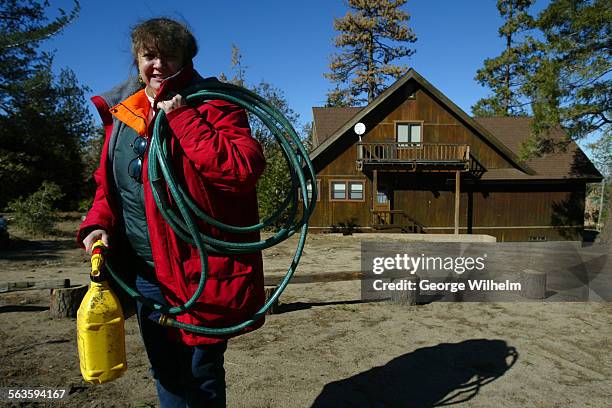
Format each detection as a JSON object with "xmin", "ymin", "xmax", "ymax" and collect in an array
[
  {"xmin": 0, "ymin": 0, "xmax": 79, "ymax": 113},
  {"xmin": 527, "ymin": 0, "xmax": 611, "ymax": 144},
  {"xmin": 0, "ymin": 1, "xmax": 93, "ymax": 209},
  {"xmin": 472, "ymin": 0, "xmax": 537, "ymax": 117},
  {"xmin": 588, "ymin": 133, "xmax": 611, "ymax": 180},
  {"xmin": 474, "ymin": 0, "xmax": 610, "ymax": 159},
  {"xmin": 520, "ymin": 0, "xmax": 611, "ymax": 241},
  {"xmin": 325, "ymin": 0, "xmax": 417, "ymax": 106}
]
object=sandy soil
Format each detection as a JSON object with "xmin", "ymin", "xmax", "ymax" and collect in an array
[{"xmin": 1, "ymin": 215, "xmax": 611, "ymax": 407}]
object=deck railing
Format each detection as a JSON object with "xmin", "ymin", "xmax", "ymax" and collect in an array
[{"xmin": 357, "ymin": 142, "xmax": 470, "ymax": 164}]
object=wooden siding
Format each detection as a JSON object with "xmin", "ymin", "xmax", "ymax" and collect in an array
[
  {"xmin": 365, "ymin": 87, "xmax": 516, "ymax": 169},
  {"xmin": 315, "ymin": 81, "xmax": 518, "ymax": 176},
  {"xmin": 305, "ymin": 175, "xmax": 371, "ymax": 227},
  {"xmin": 306, "ymin": 178, "xmax": 585, "ymax": 241},
  {"xmin": 393, "ymin": 182, "xmax": 585, "ymax": 238}
]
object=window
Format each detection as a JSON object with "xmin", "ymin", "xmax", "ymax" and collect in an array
[
  {"xmin": 397, "ymin": 123, "xmax": 421, "ymax": 146},
  {"xmin": 331, "ymin": 181, "xmax": 346, "ymax": 200},
  {"xmin": 349, "ymin": 182, "xmax": 363, "ymax": 200},
  {"xmin": 330, "ymin": 180, "xmax": 365, "ymax": 202},
  {"xmin": 299, "ymin": 179, "xmax": 320, "ymax": 201}
]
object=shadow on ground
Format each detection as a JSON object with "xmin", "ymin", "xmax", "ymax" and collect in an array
[
  {"xmin": 0, "ymin": 305, "xmax": 49, "ymax": 313},
  {"xmin": 0, "ymin": 238, "xmax": 77, "ymax": 261},
  {"xmin": 277, "ymin": 299, "xmax": 386, "ymax": 314},
  {"xmin": 312, "ymin": 339, "xmax": 518, "ymax": 408}
]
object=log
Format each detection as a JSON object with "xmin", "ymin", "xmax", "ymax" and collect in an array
[
  {"xmin": 264, "ymin": 286, "xmax": 280, "ymax": 315},
  {"xmin": 521, "ymin": 269, "xmax": 547, "ymax": 299},
  {"xmin": 49, "ymin": 284, "xmax": 88, "ymax": 318},
  {"xmin": 0, "ymin": 278, "xmax": 70, "ymax": 293},
  {"xmin": 390, "ymin": 275, "xmax": 420, "ymax": 306},
  {"xmin": 262, "ymin": 269, "xmax": 418, "ymax": 286}
]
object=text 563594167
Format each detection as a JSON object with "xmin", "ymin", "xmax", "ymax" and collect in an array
[{"xmin": 1, "ymin": 388, "xmax": 68, "ymax": 401}]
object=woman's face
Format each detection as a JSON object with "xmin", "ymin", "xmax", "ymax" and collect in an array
[{"xmin": 137, "ymin": 46, "xmax": 183, "ymax": 94}]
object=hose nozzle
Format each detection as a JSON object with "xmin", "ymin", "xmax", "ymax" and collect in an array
[
  {"xmin": 158, "ymin": 314, "xmax": 171, "ymax": 327},
  {"xmin": 90, "ymin": 240, "xmax": 107, "ymax": 280}
]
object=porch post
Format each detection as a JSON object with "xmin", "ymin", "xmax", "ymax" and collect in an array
[
  {"xmin": 372, "ymin": 169, "xmax": 378, "ymax": 226},
  {"xmin": 454, "ymin": 170, "xmax": 460, "ymax": 234}
]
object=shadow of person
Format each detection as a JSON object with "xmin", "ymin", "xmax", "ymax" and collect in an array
[
  {"xmin": 311, "ymin": 339, "xmax": 518, "ymax": 408},
  {"xmin": 0, "ymin": 305, "xmax": 49, "ymax": 313},
  {"xmin": 276, "ymin": 299, "xmax": 387, "ymax": 314}
]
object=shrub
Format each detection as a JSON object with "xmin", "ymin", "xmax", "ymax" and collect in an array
[
  {"xmin": 331, "ymin": 218, "xmax": 360, "ymax": 235},
  {"xmin": 8, "ymin": 181, "xmax": 64, "ymax": 234},
  {"xmin": 78, "ymin": 197, "xmax": 93, "ymax": 213}
]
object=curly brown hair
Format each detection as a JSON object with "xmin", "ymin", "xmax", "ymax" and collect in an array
[{"xmin": 131, "ymin": 18, "xmax": 198, "ymax": 64}]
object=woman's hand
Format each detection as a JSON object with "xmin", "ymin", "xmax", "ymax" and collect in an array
[
  {"xmin": 157, "ymin": 93, "xmax": 185, "ymax": 114},
  {"xmin": 83, "ymin": 229, "xmax": 109, "ymax": 255}
]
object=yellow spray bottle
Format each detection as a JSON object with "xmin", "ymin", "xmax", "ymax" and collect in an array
[{"xmin": 76, "ymin": 240, "xmax": 127, "ymax": 384}]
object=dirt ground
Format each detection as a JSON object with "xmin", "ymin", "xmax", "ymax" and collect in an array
[{"xmin": 1, "ymin": 214, "xmax": 611, "ymax": 407}]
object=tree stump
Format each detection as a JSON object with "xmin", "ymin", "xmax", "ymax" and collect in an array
[
  {"xmin": 49, "ymin": 284, "xmax": 88, "ymax": 318},
  {"xmin": 264, "ymin": 286, "xmax": 280, "ymax": 315},
  {"xmin": 390, "ymin": 275, "xmax": 420, "ymax": 306},
  {"xmin": 521, "ymin": 269, "xmax": 547, "ymax": 299}
]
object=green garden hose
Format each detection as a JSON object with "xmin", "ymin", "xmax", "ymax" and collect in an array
[{"xmin": 106, "ymin": 81, "xmax": 317, "ymax": 335}]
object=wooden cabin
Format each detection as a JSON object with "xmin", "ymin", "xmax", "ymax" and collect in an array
[{"xmin": 306, "ymin": 69, "xmax": 602, "ymax": 242}]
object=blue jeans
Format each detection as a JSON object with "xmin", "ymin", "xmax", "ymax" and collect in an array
[{"xmin": 135, "ymin": 272, "xmax": 227, "ymax": 408}]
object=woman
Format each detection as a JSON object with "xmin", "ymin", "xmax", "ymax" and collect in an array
[{"xmin": 78, "ymin": 18, "xmax": 266, "ymax": 407}]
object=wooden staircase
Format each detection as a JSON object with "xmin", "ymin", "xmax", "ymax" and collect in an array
[{"xmin": 372, "ymin": 210, "xmax": 424, "ymax": 233}]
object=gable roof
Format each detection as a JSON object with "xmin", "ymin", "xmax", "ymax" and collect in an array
[
  {"xmin": 311, "ymin": 69, "xmax": 601, "ymax": 182},
  {"xmin": 310, "ymin": 68, "xmax": 535, "ymax": 175}
]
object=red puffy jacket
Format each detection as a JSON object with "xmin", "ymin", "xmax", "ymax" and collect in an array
[{"xmin": 78, "ymin": 66, "xmax": 266, "ymax": 345}]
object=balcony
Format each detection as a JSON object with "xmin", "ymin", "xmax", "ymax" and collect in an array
[{"xmin": 356, "ymin": 142, "xmax": 470, "ymax": 171}]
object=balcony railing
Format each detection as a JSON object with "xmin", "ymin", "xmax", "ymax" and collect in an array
[{"xmin": 357, "ymin": 142, "xmax": 470, "ymax": 166}]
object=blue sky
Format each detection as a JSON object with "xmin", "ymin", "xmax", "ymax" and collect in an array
[{"xmin": 42, "ymin": 0, "xmax": 597, "ymax": 151}]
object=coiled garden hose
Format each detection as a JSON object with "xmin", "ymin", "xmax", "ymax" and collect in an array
[{"xmin": 106, "ymin": 81, "xmax": 317, "ymax": 335}]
